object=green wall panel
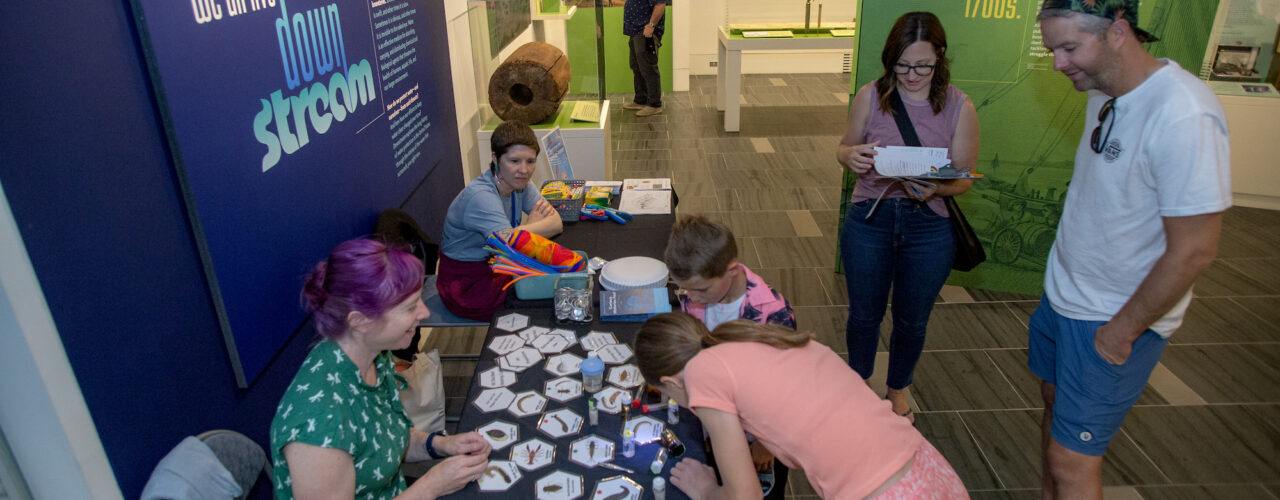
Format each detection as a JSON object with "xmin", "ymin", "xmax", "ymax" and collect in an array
[{"xmin": 566, "ymin": 7, "xmax": 674, "ymax": 95}]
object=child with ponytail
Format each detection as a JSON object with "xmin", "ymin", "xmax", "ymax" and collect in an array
[{"xmin": 635, "ymin": 313, "xmax": 968, "ymax": 499}]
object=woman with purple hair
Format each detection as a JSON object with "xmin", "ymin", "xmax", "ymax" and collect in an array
[{"xmin": 270, "ymin": 238, "xmax": 492, "ymax": 499}]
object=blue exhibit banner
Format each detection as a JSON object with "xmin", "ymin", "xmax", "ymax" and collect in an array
[{"xmin": 133, "ymin": 0, "xmax": 446, "ymax": 386}]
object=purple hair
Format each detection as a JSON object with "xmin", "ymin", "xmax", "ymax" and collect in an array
[{"xmin": 301, "ymin": 238, "xmax": 425, "ymax": 340}]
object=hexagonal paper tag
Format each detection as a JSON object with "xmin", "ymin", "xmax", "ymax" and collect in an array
[
  {"xmin": 623, "ymin": 416, "xmax": 664, "ymax": 445},
  {"xmin": 590, "ymin": 476, "xmax": 642, "ymax": 500},
  {"xmin": 580, "ymin": 331, "xmax": 618, "ymax": 352},
  {"xmin": 568, "ymin": 435, "xmax": 614, "ymax": 468},
  {"xmin": 538, "ymin": 408, "xmax": 583, "ymax": 439},
  {"xmin": 531, "ymin": 333, "xmax": 572, "ymax": 354},
  {"xmin": 509, "ymin": 390, "xmax": 549, "ymax": 418},
  {"xmin": 488, "ymin": 334, "xmax": 525, "ymax": 356},
  {"xmin": 547, "ymin": 328, "xmax": 579, "ymax": 348},
  {"xmin": 472, "ymin": 387, "xmax": 516, "ymax": 413},
  {"xmin": 510, "ymin": 438, "xmax": 556, "ymax": 471},
  {"xmin": 476, "ymin": 419, "xmax": 519, "ymax": 451},
  {"xmin": 477, "ymin": 460, "xmax": 521, "ymax": 492},
  {"xmin": 535, "ymin": 470, "xmax": 584, "ymax": 500},
  {"xmin": 498, "ymin": 347, "xmax": 544, "ymax": 372},
  {"xmin": 544, "ymin": 353, "xmax": 583, "ymax": 377},
  {"xmin": 544, "ymin": 376, "xmax": 583, "ymax": 403},
  {"xmin": 596, "ymin": 343, "xmax": 633, "ymax": 364},
  {"xmin": 518, "ymin": 325, "xmax": 551, "ymax": 343},
  {"xmin": 606, "ymin": 364, "xmax": 641, "ymax": 389},
  {"xmin": 478, "ymin": 367, "xmax": 517, "ymax": 388},
  {"xmin": 593, "ymin": 387, "xmax": 630, "ymax": 414},
  {"xmin": 494, "ymin": 313, "xmax": 530, "ymax": 332}
]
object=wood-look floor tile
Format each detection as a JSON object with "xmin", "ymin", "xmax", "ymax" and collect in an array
[
  {"xmin": 710, "ymin": 169, "xmax": 777, "ymax": 189},
  {"xmin": 910, "ymin": 352, "xmax": 1027, "ymax": 411},
  {"xmin": 1135, "ymin": 484, "xmax": 1277, "ymax": 500},
  {"xmin": 785, "ymin": 210, "xmax": 824, "ymax": 237},
  {"xmin": 1220, "ymin": 258, "xmax": 1280, "ymax": 294},
  {"xmin": 724, "ymin": 187, "xmax": 827, "ymax": 211},
  {"xmin": 420, "ymin": 326, "xmax": 486, "ymax": 356},
  {"xmin": 967, "ymin": 288, "xmax": 1040, "ymax": 302},
  {"xmin": 1194, "ymin": 259, "xmax": 1280, "ymax": 296},
  {"xmin": 674, "ymin": 195, "xmax": 722, "ymax": 214},
  {"xmin": 1159, "ymin": 344, "xmax": 1280, "ymax": 403},
  {"xmin": 791, "ymin": 305, "xmax": 853, "ymax": 353},
  {"xmin": 766, "ymin": 168, "xmax": 843, "ymax": 188},
  {"xmin": 810, "ymin": 209, "xmax": 840, "ymax": 235},
  {"xmin": 812, "ymin": 267, "xmax": 849, "ymax": 306},
  {"xmin": 961, "ymin": 410, "xmax": 1167, "ymax": 489},
  {"xmin": 719, "ymin": 151, "xmax": 805, "ymax": 170},
  {"xmin": 1169, "ymin": 298, "xmax": 1280, "ymax": 343},
  {"xmin": 914, "ymin": 412, "xmax": 1002, "ymax": 490},
  {"xmin": 753, "ymin": 235, "xmax": 836, "ymax": 268},
  {"xmin": 736, "ymin": 237, "xmax": 763, "ymax": 270},
  {"xmin": 816, "ymin": 186, "xmax": 843, "ymax": 210},
  {"xmin": 752, "ymin": 268, "xmax": 832, "ymax": 307},
  {"xmin": 922, "ymin": 303, "xmax": 1030, "ymax": 350},
  {"xmin": 1124, "ymin": 405, "xmax": 1280, "ymax": 483}
]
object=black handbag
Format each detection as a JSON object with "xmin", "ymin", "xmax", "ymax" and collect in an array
[{"xmin": 887, "ymin": 88, "xmax": 986, "ymax": 272}]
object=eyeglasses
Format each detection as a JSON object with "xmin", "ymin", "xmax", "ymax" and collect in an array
[
  {"xmin": 1090, "ymin": 97, "xmax": 1116, "ymax": 154},
  {"xmin": 893, "ymin": 63, "xmax": 936, "ymax": 76}
]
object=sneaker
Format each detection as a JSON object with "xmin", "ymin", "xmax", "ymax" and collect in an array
[
  {"xmin": 621, "ymin": 101, "xmax": 645, "ymax": 110},
  {"xmin": 635, "ymin": 106, "xmax": 663, "ymax": 117},
  {"xmin": 758, "ymin": 465, "xmax": 775, "ymax": 495}
]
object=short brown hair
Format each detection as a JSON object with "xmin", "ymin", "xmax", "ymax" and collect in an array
[
  {"xmin": 664, "ymin": 215, "xmax": 737, "ymax": 280},
  {"xmin": 490, "ymin": 120, "xmax": 539, "ymax": 170}
]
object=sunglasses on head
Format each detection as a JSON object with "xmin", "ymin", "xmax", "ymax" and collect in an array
[{"xmin": 1090, "ymin": 97, "xmax": 1116, "ymax": 154}]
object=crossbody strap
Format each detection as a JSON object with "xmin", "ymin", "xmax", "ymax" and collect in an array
[{"xmin": 887, "ymin": 87, "xmax": 922, "ymax": 148}]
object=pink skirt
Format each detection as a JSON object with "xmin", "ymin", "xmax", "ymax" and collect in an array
[{"xmin": 876, "ymin": 439, "xmax": 969, "ymax": 499}]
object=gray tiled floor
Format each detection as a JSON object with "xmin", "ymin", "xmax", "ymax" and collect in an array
[{"xmin": 425, "ymin": 74, "xmax": 1280, "ymax": 499}]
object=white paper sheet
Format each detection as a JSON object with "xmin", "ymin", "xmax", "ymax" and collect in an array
[
  {"xmin": 618, "ymin": 190, "xmax": 672, "ymax": 215},
  {"xmin": 872, "ymin": 146, "xmax": 950, "ymax": 177}
]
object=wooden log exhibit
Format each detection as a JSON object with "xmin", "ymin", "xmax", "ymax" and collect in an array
[{"xmin": 488, "ymin": 42, "xmax": 571, "ymax": 124}]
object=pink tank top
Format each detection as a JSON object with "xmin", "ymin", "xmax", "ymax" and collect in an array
[{"xmin": 851, "ymin": 84, "xmax": 968, "ymax": 217}]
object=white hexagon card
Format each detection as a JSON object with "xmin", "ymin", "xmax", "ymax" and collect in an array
[
  {"xmin": 568, "ymin": 435, "xmax": 614, "ymax": 468},
  {"xmin": 476, "ymin": 420, "xmax": 519, "ymax": 451},
  {"xmin": 593, "ymin": 387, "xmax": 630, "ymax": 414},
  {"xmin": 498, "ymin": 347, "xmax": 544, "ymax": 372},
  {"xmin": 544, "ymin": 353, "xmax": 583, "ymax": 377},
  {"xmin": 509, "ymin": 390, "xmax": 549, "ymax": 418},
  {"xmin": 531, "ymin": 332, "xmax": 572, "ymax": 354},
  {"xmin": 536, "ymin": 470, "xmax": 584, "ymax": 500},
  {"xmin": 518, "ymin": 325, "xmax": 551, "ymax": 343},
  {"xmin": 478, "ymin": 367, "xmax": 518, "ymax": 388},
  {"xmin": 477, "ymin": 460, "xmax": 521, "ymax": 492},
  {"xmin": 623, "ymin": 416, "xmax": 664, "ymax": 445},
  {"xmin": 472, "ymin": 387, "xmax": 516, "ymax": 413},
  {"xmin": 510, "ymin": 438, "xmax": 556, "ymax": 472},
  {"xmin": 544, "ymin": 376, "xmax": 583, "ymax": 403},
  {"xmin": 590, "ymin": 476, "xmax": 642, "ymax": 500},
  {"xmin": 487, "ymin": 334, "xmax": 525, "ymax": 356},
  {"xmin": 494, "ymin": 313, "xmax": 530, "ymax": 332},
  {"xmin": 547, "ymin": 328, "xmax": 579, "ymax": 348},
  {"xmin": 596, "ymin": 343, "xmax": 633, "ymax": 364},
  {"xmin": 606, "ymin": 364, "xmax": 641, "ymax": 388},
  {"xmin": 580, "ymin": 331, "xmax": 618, "ymax": 352},
  {"xmin": 538, "ymin": 408, "xmax": 584, "ymax": 439}
]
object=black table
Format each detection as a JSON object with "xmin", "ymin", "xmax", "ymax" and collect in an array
[{"xmin": 445, "ymin": 214, "xmax": 705, "ymax": 499}]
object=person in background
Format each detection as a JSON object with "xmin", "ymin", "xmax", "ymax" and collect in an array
[
  {"xmin": 635, "ymin": 313, "xmax": 968, "ymax": 499},
  {"xmin": 1034, "ymin": 1, "xmax": 1230, "ymax": 497},
  {"xmin": 621, "ymin": 0, "xmax": 671, "ymax": 117},
  {"xmin": 437, "ymin": 120, "xmax": 562, "ymax": 321},
  {"xmin": 271, "ymin": 238, "xmax": 492, "ymax": 499},
  {"xmin": 663, "ymin": 214, "xmax": 795, "ymax": 498},
  {"xmin": 835, "ymin": 11, "xmax": 980, "ymax": 423}
]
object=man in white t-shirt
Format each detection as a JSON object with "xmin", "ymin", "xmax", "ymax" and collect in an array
[{"xmin": 1034, "ymin": 1, "xmax": 1231, "ymax": 498}]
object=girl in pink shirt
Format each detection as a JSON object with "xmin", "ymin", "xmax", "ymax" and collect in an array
[{"xmin": 635, "ymin": 313, "xmax": 968, "ymax": 499}]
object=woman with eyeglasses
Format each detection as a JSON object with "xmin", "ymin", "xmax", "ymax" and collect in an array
[{"xmin": 835, "ymin": 11, "xmax": 980, "ymax": 423}]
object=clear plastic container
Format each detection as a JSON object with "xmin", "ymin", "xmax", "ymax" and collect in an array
[{"xmin": 581, "ymin": 351, "xmax": 604, "ymax": 392}]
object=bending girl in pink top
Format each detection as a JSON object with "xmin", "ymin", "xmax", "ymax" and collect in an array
[{"xmin": 635, "ymin": 313, "xmax": 968, "ymax": 499}]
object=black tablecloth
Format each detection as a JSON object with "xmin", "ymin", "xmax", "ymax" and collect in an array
[
  {"xmin": 446, "ymin": 307, "xmax": 705, "ymax": 500},
  {"xmin": 445, "ymin": 213, "xmax": 702, "ymax": 499}
]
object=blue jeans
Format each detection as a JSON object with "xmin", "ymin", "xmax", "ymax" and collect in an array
[{"xmin": 841, "ymin": 197, "xmax": 955, "ymax": 390}]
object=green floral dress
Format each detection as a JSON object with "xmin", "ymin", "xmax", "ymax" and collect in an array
[{"xmin": 270, "ymin": 340, "xmax": 413, "ymax": 499}]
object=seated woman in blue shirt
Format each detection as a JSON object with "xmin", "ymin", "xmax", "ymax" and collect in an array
[{"xmin": 437, "ymin": 120, "xmax": 563, "ymax": 320}]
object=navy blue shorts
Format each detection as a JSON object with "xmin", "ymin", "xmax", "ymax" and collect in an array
[{"xmin": 1028, "ymin": 296, "xmax": 1168, "ymax": 456}]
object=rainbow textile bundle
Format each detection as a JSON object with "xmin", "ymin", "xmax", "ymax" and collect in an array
[{"xmin": 485, "ymin": 229, "xmax": 585, "ymax": 287}]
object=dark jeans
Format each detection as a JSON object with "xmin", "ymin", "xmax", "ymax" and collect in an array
[
  {"xmin": 841, "ymin": 197, "xmax": 955, "ymax": 390},
  {"xmin": 628, "ymin": 34, "xmax": 662, "ymax": 107}
]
